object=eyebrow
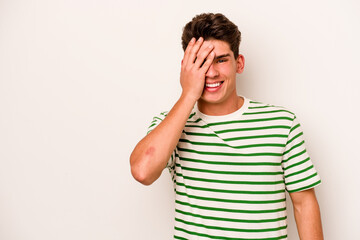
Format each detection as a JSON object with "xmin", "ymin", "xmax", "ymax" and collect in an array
[{"xmin": 215, "ymin": 54, "xmax": 231, "ymax": 60}]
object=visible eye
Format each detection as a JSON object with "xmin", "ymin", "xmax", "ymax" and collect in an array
[{"xmin": 217, "ymin": 58, "xmax": 227, "ymax": 63}]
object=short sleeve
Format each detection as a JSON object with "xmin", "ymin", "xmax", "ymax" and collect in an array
[
  {"xmin": 282, "ymin": 115, "xmax": 321, "ymax": 193},
  {"xmin": 147, "ymin": 111, "xmax": 176, "ymax": 172}
]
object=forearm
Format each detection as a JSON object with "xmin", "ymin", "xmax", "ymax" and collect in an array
[
  {"xmin": 131, "ymin": 37, "xmax": 214, "ymax": 185},
  {"xmin": 130, "ymin": 93, "xmax": 196, "ymax": 185},
  {"xmin": 291, "ymin": 190, "xmax": 324, "ymax": 240}
]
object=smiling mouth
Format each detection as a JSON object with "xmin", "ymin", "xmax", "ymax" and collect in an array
[{"xmin": 205, "ymin": 81, "xmax": 224, "ymax": 88}]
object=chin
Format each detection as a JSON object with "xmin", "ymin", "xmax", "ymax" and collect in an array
[{"xmin": 199, "ymin": 95, "xmax": 225, "ymax": 104}]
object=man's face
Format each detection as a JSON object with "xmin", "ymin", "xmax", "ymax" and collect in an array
[{"xmin": 198, "ymin": 39, "xmax": 244, "ymax": 105}]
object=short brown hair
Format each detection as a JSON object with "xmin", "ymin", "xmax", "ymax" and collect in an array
[{"xmin": 181, "ymin": 13, "xmax": 241, "ymax": 58}]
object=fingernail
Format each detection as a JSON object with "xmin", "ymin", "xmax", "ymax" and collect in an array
[
  {"xmin": 190, "ymin": 38, "xmax": 195, "ymax": 43},
  {"xmin": 198, "ymin": 37, "xmax": 203, "ymax": 41}
]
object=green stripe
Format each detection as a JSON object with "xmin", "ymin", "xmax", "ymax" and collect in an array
[
  {"xmin": 152, "ymin": 116, "xmax": 162, "ymax": 122},
  {"xmin": 176, "ymin": 173, "xmax": 285, "ymax": 185},
  {"xmin": 283, "ymin": 140, "xmax": 304, "ymax": 156},
  {"xmin": 179, "ymin": 155, "xmax": 281, "ymax": 166},
  {"xmin": 187, "ymin": 118, "xmax": 202, "ymax": 123},
  {"xmin": 179, "ymin": 139, "xmax": 228, "ymax": 147},
  {"xmin": 287, "ymin": 180, "xmax": 321, "ymax": 193},
  {"xmin": 175, "ymin": 217, "xmax": 287, "ymax": 233},
  {"xmin": 289, "ymin": 123, "xmax": 300, "ymax": 133},
  {"xmin": 282, "ymin": 149, "xmax": 307, "ymax": 163},
  {"xmin": 189, "ymin": 112, "xmax": 196, "ymax": 119},
  {"xmin": 175, "ymin": 200, "xmax": 287, "ymax": 214},
  {"xmin": 286, "ymin": 132, "xmax": 303, "ymax": 145},
  {"xmin": 249, "ymin": 105, "xmax": 276, "ymax": 109},
  {"xmin": 223, "ymin": 134, "xmax": 287, "ymax": 142},
  {"xmin": 176, "ymin": 190, "xmax": 286, "ymax": 204},
  {"xmin": 286, "ymin": 172, "xmax": 318, "ymax": 186},
  {"xmin": 283, "ymin": 157, "xmax": 310, "ymax": 171},
  {"xmin": 248, "ymin": 105, "xmax": 276, "ymax": 109},
  {"xmin": 166, "ymin": 154, "xmax": 174, "ymax": 169},
  {"xmin": 185, "ymin": 124, "xmax": 209, "ymax": 128},
  {"xmin": 179, "ymin": 139, "xmax": 285, "ymax": 150},
  {"xmin": 184, "ymin": 131, "xmax": 218, "ymax": 137},
  {"xmin": 175, "ymin": 209, "xmax": 287, "ymax": 223},
  {"xmin": 177, "ymin": 164, "xmax": 283, "ymax": 175},
  {"xmin": 177, "ymin": 147, "xmax": 283, "ymax": 157},
  {"xmin": 215, "ymin": 125, "xmax": 291, "ymax": 134},
  {"xmin": 285, "ymin": 165, "xmax": 314, "ymax": 179},
  {"xmin": 244, "ymin": 109, "xmax": 293, "ymax": 115},
  {"xmin": 249, "ymin": 100, "xmax": 264, "ymax": 104},
  {"xmin": 174, "ymin": 236, "xmax": 187, "ymax": 240},
  {"xmin": 174, "ymin": 227, "xmax": 288, "ymax": 240},
  {"xmin": 207, "ymin": 116, "xmax": 293, "ymax": 126},
  {"xmin": 176, "ymin": 182, "xmax": 285, "ymax": 194}
]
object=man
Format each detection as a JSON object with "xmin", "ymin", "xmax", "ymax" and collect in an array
[{"xmin": 130, "ymin": 13, "xmax": 323, "ymax": 240}]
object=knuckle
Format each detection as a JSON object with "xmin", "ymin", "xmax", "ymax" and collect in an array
[
  {"xmin": 200, "ymin": 51, "xmax": 209, "ymax": 59},
  {"xmin": 199, "ymin": 49, "xmax": 210, "ymax": 59},
  {"xmin": 190, "ymin": 48, "xmax": 198, "ymax": 55},
  {"xmin": 202, "ymin": 61, "xmax": 211, "ymax": 69}
]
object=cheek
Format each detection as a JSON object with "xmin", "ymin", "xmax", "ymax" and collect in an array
[
  {"xmin": 222, "ymin": 66, "xmax": 237, "ymax": 88},
  {"xmin": 221, "ymin": 65, "xmax": 236, "ymax": 79},
  {"xmin": 218, "ymin": 65, "xmax": 229, "ymax": 74}
]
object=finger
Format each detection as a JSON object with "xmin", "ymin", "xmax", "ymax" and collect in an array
[
  {"xmin": 194, "ymin": 44, "xmax": 214, "ymax": 69},
  {"xmin": 188, "ymin": 37, "xmax": 204, "ymax": 65},
  {"xmin": 182, "ymin": 37, "xmax": 195, "ymax": 66},
  {"xmin": 200, "ymin": 51, "xmax": 215, "ymax": 72}
]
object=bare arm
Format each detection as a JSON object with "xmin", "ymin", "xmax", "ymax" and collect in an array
[
  {"xmin": 130, "ymin": 37, "xmax": 215, "ymax": 185},
  {"xmin": 289, "ymin": 188, "xmax": 324, "ymax": 240}
]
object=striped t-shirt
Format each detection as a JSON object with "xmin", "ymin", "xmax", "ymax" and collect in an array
[{"xmin": 147, "ymin": 96, "xmax": 321, "ymax": 240}]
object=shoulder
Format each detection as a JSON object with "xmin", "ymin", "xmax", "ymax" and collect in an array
[
  {"xmin": 151, "ymin": 109, "xmax": 199, "ymax": 122},
  {"xmin": 149, "ymin": 111, "xmax": 169, "ymax": 122},
  {"xmin": 246, "ymin": 99, "xmax": 297, "ymax": 120},
  {"xmin": 146, "ymin": 111, "xmax": 169, "ymax": 134}
]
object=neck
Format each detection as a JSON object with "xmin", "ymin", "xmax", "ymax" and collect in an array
[{"xmin": 197, "ymin": 93, "xmax": 244, "ymax": 116}]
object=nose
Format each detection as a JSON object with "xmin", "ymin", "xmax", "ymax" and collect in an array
[{"xmin": 205, "ymin": 63, "xmax": 219, "ymax": 78}]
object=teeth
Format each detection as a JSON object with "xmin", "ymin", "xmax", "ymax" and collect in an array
[{"xmin": 206, "ymin": 82, "xmax": 221, "ymax": 88}]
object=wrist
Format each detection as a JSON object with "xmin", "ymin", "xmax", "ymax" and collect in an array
[{"xmin": 180, "ymin": 92, "xmax": 198, "ymax": 107}]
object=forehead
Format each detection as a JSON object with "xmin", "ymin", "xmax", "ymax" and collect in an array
[{"xmin": 200, "ymin": 39, "xmax": 233, "ymax": 57}]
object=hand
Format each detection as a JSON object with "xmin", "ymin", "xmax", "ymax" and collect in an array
[{"xmin": 180, "ymin": 37, "xmax": 215, "ymax": 102}]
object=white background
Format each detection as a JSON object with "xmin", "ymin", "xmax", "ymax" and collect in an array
[{"xmin": 0, "ymin": 0, "xmax": 359, "ymax": 239}]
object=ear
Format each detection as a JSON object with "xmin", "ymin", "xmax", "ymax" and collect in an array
[{"xmin": 236, "ymin": 54, "xmax": 245, "ymax": 74}]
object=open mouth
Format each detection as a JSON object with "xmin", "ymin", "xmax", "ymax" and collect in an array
[
  {"xmin": 205, "ymin": 81, "xmax": 224, "ymax": 90},
  {"xmin": 204, "ymin": 81, "xmax": 224, "ymax": 93}
]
